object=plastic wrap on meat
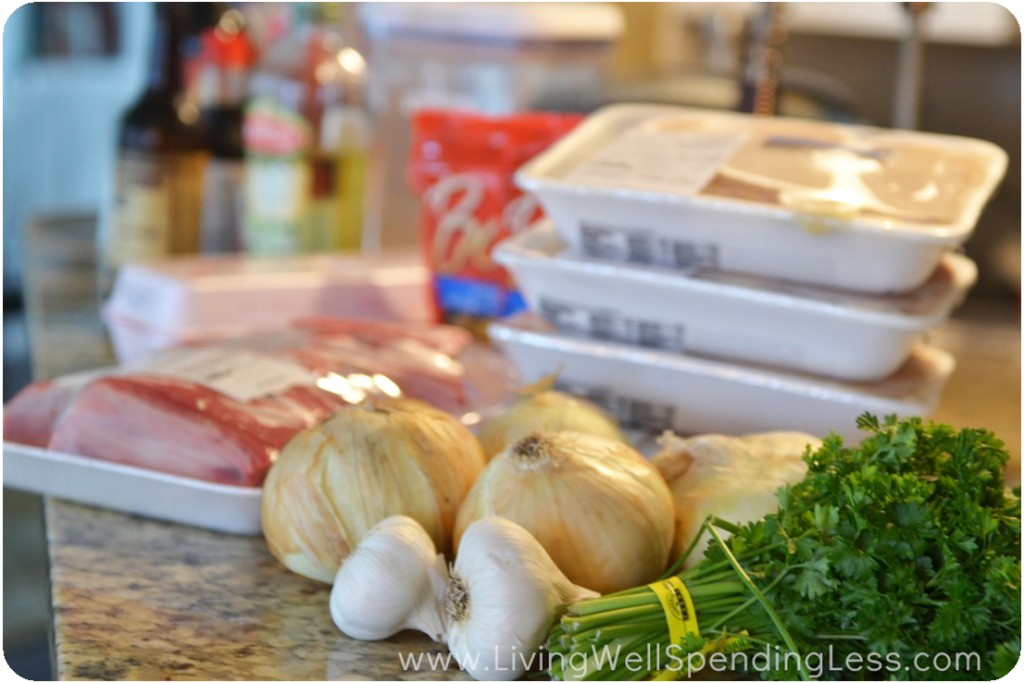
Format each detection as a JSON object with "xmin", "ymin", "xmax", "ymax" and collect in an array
[
  {"xmin": 3, "ymin": 378, "xmax": 82, "ymax": 447},
  {"xmin": 3, "ymin": 318, "xmax": 511, "ymax": 486}
]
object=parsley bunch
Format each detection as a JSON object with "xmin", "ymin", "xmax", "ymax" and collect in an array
[{"xmin": 546, "ymin": 415, "xmax": 1021, "ymax": 680}]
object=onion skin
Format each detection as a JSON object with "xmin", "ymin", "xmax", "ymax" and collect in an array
[
  {"xmin": 262, "ymin": 398, "xmax": 485, "ymax": 582},
  {"xmin": 454, "ymin": 431, "xmax": 675, "ymax": 594},
  {"xmin": 652, "ymin": 431, "xmax": 819, "ymax": 564},
  {"xmin": 477, "ymin": 391, "xmax": 626, "ymax": 460}
]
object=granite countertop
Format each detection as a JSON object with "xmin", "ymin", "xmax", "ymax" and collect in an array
[
  {"xmin": 47, "ymin": 501, "xmax": 465, "ymax": 681},
  {"xmin": 19, "ymin": 214, "xmax": 1022, "ymax": 680}
]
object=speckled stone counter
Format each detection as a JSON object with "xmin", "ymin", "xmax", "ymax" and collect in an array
[{"xmin": 46, "ymin": 500, "xmax": 468, "ymax": 681}]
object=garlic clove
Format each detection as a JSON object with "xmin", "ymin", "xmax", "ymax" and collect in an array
[
  {"xmin": 330, "ymin": 515, "xmax": 448, "ymax": 642},
  {"xmin": 446, "ymin": 517, "xmax": 599, "ymax": 681},
  {"xmin": 408, "ymin": 549, "xmax": 450, "ymax": 642}
]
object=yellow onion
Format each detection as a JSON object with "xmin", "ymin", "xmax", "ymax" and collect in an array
[
  {"xmin": 652, "ymin": 431, "xmax": 820, "ymax": 565},
  {"xmin": 454, "ymin": 431, "xmax": 674, "ymax": 594},
  {"xmin": 262, "ymin": 398, "xmax": 485, "ymax": 582},
  {"xmin": 477, "ymin": 377, "xmax": 625, "ymax": 459}
]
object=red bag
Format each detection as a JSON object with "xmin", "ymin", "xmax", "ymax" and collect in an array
[{"xmin": 408, "ymin": 110, "xmax": 582, "ymax": 331}]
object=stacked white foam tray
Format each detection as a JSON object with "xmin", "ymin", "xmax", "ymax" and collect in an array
[{"xmin": 490, "ymin": 104, "xmax": 1007, "ymax": 443}]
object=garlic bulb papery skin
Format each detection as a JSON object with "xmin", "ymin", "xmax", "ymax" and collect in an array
[
  {"xmin": 262, "ymin": 398, "xmax": 485, "ymax": 582},
  {"xmin": 330, "ymin": 516, "xmax": 448, "ymax": 642},
  {"xmin": 446, "ymin": 516, "xmax": 599, "ymax": 681},
  {"xmin": 652, "ymin": 431, "xmax": 821, "ymax": 565},
  {"xmin": 477, "ymin": 389, "xmax": 625, "ymax": 460},
  {"xmin": 454, "ymin": 431, "xmax": 675, "ymax": 594}
]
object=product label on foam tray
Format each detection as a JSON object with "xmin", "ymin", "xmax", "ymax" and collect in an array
[
  {"xmin": 555, "ymin": 379, "xmax": 676, "ymax": 433},
  {"xmin": 579, "ymin": 223, "xmax": 720, "ymax": 271},
  {"xmin": 539, "ymin": 297, "xmax": 686, "ymax": 352},
  {"xmin": 564, "ymin": 124, "xmax": 747, "ymax": 197},
  {"xmin": 146, "ymin": 349, "xmax": 317, "ymax": 402}
]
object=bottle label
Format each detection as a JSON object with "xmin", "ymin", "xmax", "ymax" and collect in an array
[
  {"xmin": 108, "ymin": 150, "xmax": 205, "ymax": 268},
  {"xmin": 243, "ymin": 156, "xmax": 311, "ymax": 253},
  {"xmin": 242, "ymin": 97, "xmax": 315, "ymax": 252},
  {"xmin": 200, "ymin": 158, "xmax": 245, "ymax": 252},
  {"xmin": 242, "ymin": 98, "xmax": 310, "ymax": 156}
]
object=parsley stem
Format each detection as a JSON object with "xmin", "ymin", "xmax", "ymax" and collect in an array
[
  {"xmin": 566, "ymin": 605, "xmax": 659, "ymax": 631},
  {"xmin": 705, "ymin": 523, "xmax": 809, "ymax": 682},
  {"xmin": 569, "ymin": 592, "xmax": 659, "ymax": 615}
]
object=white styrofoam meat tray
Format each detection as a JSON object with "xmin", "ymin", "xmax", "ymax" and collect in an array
[
  {"xmin": 3, "ymin": 442, "xmax": 262, "ymax": 534},
  {"xmin": 516, "ymin": 103, "xmax": 1007, "ymax": 294},
  {"xmin": 489, "ymin": 314, "xmax": 955, "ymax": 443},
  {"xmin": 103, "ymin": 250, "xmax": 435, "ymax": 364},
  {"xmin": 495, "ymin": 222, "xmax": 976, "ymax": 381},
  {"xmin": 1, "ymin": 339, "xmax": 516, "ymax": 534}
]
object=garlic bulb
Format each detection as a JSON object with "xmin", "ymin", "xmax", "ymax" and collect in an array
[
  {"xmin": 262, "ymin": 398, "xmax": 485, "ymax": 582},
  {"xmin": 652, "ymin": 431, "xmax": 820, "ymax": 564},
  {"xmin": 446, "ymin": 516, "xmax": 598, "ymax": 681},
  {"xmin": 477, "ymin": 380, "xmax": 625, "ymax": 459},
  {"xmin": 330, "ymin": 516, "xmax": 448, "ymax": 642},
  {"xmin": 455, "ymin": 431, "xmax": 675, "ymax": 594}
]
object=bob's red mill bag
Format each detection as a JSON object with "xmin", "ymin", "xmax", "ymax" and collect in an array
[{"xmin": 409, "ymin": 109, "xmax": 581, "ymax": 338}]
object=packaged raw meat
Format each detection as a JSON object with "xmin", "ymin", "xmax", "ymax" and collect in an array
[
  {"xmin": 102, "ymin": 249, "xmax": 436, "ymax": 364},
  {"xmin": 496, "ymin": 221, "xmax": 977, "ymax": 381},
  {"xmin": 3, "ymin": 318, "xmax": 514, "ymax": 487},
  {"xmin": 518, "ymin": 104, "xmax": 1007, "ymax": 293}
]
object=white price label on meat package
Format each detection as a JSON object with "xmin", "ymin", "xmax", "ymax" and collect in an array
[
  {"xmin": 564, "ymin": 125, "xmax": 746, "ymax": 196},
  {"xmin": 146, "ymin": 349, "xmax": 317, "ymax": 403}
]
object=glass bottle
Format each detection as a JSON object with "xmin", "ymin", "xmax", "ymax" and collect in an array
[
  {"xmin": 241, "ymin": 3, "xmax": 368, "ymax": 254},
  {"xmin": 101, "ymin": 3, "xmax": 208, "ymax": 293},
  {"xmin": 195, "ymin": 9, "xmax": 258, "ymax": 252}
]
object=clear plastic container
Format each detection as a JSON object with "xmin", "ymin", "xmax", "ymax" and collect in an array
[
  {"xmin": 357, "ymin": 2, "xmax": 622, "ymax": 251},
  {"xmin": 516, "ymin": 104, "xmax": 1007, "ymax": 293},
  {"xmin": 489, "ymin": 314, "xmax": 955, "ymax": 444},
  {"xmin": 495, "ymin": 221, "xmax": 976, "ymax": 381}
]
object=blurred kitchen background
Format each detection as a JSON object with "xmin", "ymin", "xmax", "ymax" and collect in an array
[{"xmin": 3, "ymin": 3, "xmax": 1019, "ymax": 679}]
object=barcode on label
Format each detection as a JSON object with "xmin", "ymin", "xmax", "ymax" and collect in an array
[
  {"xmin": 579, "ymin": 223, "xmax": 718, "ymax": 271},
  {"xmin": 539, "ymin": 297, "xmax": 685, "ymax": 352},
  {"xmin": 556, "ymin": 380, "xmax": 676, "ymax": 432}
]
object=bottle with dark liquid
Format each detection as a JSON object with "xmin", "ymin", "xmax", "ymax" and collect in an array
[
  {"xmin": 101, "ymin": 3, "xmax": 207, "ymax": 293},
  {"xmin": 194, "ymin": 9, "xmax": 257, "ymax": 252}
]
